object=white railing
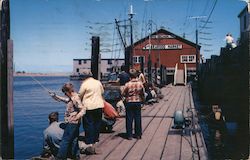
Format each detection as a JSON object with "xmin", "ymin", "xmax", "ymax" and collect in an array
[
  {"xmin": 174, "ymin": 63, "xmax": 178, "ymax": 85},
  {"xmin": 184, "ymin": 63, "xmax": 187, "ymax": 85}
]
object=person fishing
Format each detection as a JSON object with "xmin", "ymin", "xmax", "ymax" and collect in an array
[{"xmin": 49, "ymin": 83, "xmax": 85, "ymax": 159}]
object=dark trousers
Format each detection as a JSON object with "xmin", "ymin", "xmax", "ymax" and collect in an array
[
  {"xmin": 125, "ymin": 102, "xmax": 142, "ymax": 138},
  {"xmin": 83, "ymin": 108, "xmax": 103, "ymax": 144},
  {"xmin": 57, "ymin": 123, "xmax": 79, "ymax": 159}
]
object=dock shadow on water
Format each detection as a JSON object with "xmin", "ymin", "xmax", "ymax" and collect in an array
[{"xmin": 192, "ymin": 83, "xmax": 249, "ymax": 160}]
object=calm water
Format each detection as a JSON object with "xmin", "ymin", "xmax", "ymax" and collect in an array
[
  {"xmin": 193, "ymin": 92, "xmax": 249, "ymax": 159},
  {"xmin": 14, "ymin": 76, "xmax": 82, "ymax": 159}
]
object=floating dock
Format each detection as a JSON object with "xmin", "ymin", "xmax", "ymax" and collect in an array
[{"xmin": 80, "ymin": 84, "xmax": 208, "ymax": 160}]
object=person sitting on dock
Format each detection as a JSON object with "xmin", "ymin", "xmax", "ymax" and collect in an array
[
  {"xmin": 79, "ymin": 71, "xmax": 104, "ymax": 155},
  {"xmin": 122, "ymin": 68, "xmax": 145, "ymax": 140},
  {"xmin": 138, "ymin": 70, "xmax": 146, "ymax": 86},
  {"xmin": 41, "ymin": 112, "xmax": 64, "ymax": 158},
  {"xmin": 49, "ymin": 83, "xmax": 85, "ymax": 159},
  {"xmin": 116, "ymin": 95, "xmax": 126, "ymax": 117}
]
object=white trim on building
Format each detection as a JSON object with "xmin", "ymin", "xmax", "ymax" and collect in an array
[{"xmin": 180, "ymin": 55, "xmax": 196, "ymax": 63}]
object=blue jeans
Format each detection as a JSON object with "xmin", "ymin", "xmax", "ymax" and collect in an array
[
  {"xmin": 83, "ymin": 108, "xmax": 103, "ymax": 144},
  {"xmin": 56, "ymin": 123, "xmax": 79, "ymax": 159},
  {"xmin": 125, "ymin": 102, "xmax": 142, "ymax": 138}
]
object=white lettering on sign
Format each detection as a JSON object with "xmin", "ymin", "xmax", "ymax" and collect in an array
[
  {"xmin": 143, "ymin": 44, "xmax": 182, "ymax": 50},
  {"xmin": 151, "ymin": 35, "xmax": 175, "ymax": 39}
]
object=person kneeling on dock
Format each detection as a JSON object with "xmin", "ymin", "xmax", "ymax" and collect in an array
[
  {"xmin": 101, "ymin": 101, "xmax": 119, "ymax": 132},
  {"xmin": 123, "ymin": 69, "xmax": 145, "ymax": 140},
  {"xmin": 41, "ymin": 112, "xmax": 64, "ymax": 158},
  {"xmin": 49, "ymin": 83, "xmax": 85, "ymax": 159}
]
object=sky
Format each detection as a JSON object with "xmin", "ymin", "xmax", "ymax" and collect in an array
[{"xmin": 11, "ymin": 0, "xmax": 247, "ymax": 73}]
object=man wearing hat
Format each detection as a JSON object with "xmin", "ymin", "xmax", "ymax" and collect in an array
[{"xmin": 79, "ymin": 70, "xmax": 104, "ymax": 154}]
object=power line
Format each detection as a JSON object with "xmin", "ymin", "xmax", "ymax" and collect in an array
[
  {"xmin": 199, "ymin": 31, "xmax": 212, "ymax": 35},
  {"xmin": 200, "ymin": 0, "xmax": 218, "ymax": 31},
  {"xmin": 200, "ymin": 37, "xmax": 212, "ymax": 40},
  {"xmin": 199, "ymin": 43, "xmax": 213, "ymax": 46}
]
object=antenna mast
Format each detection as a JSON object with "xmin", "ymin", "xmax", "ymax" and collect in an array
[{"xmin": 128, "ymin": 4, "xmax": 135, "ymax": 69}]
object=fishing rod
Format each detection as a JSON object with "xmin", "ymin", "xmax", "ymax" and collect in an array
[{"xmin": 29, "ymin": 76, "xmax": 60, "ymax": 95}]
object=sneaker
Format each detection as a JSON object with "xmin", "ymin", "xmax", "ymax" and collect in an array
[
  {"xmin": 85, "ymin": 146, "xmax": 96, "ymax": 155},
  {"xmin": 127, "ymin": 137, "xmax": 133, "ymax": 140}
]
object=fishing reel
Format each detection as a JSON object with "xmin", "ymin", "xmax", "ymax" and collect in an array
[{"xmin": 172, "ymin": 110, "xmax": 192, "ymax": 129}]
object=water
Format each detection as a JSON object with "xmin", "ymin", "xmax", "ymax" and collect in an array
[
  {"xmin": 14, "ymin": 76, "xmax": 82, "ymax": 159},
  {"xmin": 192, "ymin": 95, "xmax": 249, "ymax": 159},
  {"xmin": 199, "ymin": 114, "xmax": 249, "ymax": 159}
]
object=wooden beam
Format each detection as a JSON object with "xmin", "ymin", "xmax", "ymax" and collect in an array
[
  {"xmin": 0, "ymin": 0, "xmax": 13, "ymax": 158},
  {"xmin": 7, "ymin": 39, "xmax": 14, "ymax": 157}
]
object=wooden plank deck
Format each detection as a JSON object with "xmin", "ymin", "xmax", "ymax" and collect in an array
[{"xmin": 80, "ymin": 84, "xmax": 208, "ymax": 160}]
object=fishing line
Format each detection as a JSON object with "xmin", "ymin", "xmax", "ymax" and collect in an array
[
  {"xmin": 30, "ymin": 76, "xmax": 50, "ymax": 92},
  {"xmin": 29, "ymin": 76, "xmax": 60, "ymax": 94}
]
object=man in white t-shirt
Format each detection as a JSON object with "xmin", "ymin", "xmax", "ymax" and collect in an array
[{"xmin": 225, "ymin": 33, "xmax": 234, "ymax": 49}]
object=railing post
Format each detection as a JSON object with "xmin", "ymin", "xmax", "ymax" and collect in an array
[
  {"xmin": 154, "ymin": 63, "xmax": 157, "ymax": 85},
  {"xmin": 160, "ymin": 65, "xmax": 163, "ymax": 86}
]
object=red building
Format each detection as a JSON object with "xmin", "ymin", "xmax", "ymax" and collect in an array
[{"xmin": 131, "ymin": 29, "xmax": 200, "ymax": 83}]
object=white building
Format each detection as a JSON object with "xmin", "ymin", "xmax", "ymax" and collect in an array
[
  {"xmin": 73, "ymin": 58, "xmax": 124, "ymax": 77},
  {"xmin": 238, "ymin": 4, "xmax": 250, "ymax": 40}
]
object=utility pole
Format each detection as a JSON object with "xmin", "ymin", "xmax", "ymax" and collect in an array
[
  {"xmin": 128, "ymin": 4, "xmax": 135, "ymax": 69},
  {"xmin": 147, "ymin": 20, "xmax": 152, "ymax": 83},
  {"xmin": 188, "ymin": 16, "xmax": 206, "ymax": 76}
]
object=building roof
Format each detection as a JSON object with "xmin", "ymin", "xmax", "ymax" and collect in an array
[
  {"xmin": 238, "ymin": 5, "xmax": 249, "ymax": 17},
  {"xmin": 128, "ymin": 28, "xmax": 201, "ymax": 49},
  {"xmin": 73, "ymin": 58, "xmax": 124, "ymax": 61}
]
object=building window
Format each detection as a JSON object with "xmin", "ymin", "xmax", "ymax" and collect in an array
[
  {"xmin": 108, "ymin": 59, "xmax": 112, "ymax": 64},
  {"xmin": 180, "ymin": 55, "xmax": 196, "ymax": 63},
  {"xmin": 133, "ymin": 56, "xmax": 144, "ymax": 64},
  {"xmin": 76, "ymin": 68, "xmax": 79, "ymax": 73},
  {"xmin": 78, "ymin": 60, "xmax": 82, "ymax": 65},
  {"xmin": 107, "ymin": 68, "xmax": 112, "ymax": 72},
  {"xmin": 83, "ymin": 60, "xmax": 87, "ymax": 64},
  {"xmin": 244, "ymin": 15, "xmax": 247, "ymax": 30}
]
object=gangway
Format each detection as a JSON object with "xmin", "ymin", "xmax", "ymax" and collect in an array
[{"xmin": 174, "ymin": 63, "xmax": 187, "ymax": 85}]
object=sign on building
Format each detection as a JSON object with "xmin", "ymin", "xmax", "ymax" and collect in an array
[{"xmin": 143, "ymin": 44, "xmax": 182, "ymax": 50}]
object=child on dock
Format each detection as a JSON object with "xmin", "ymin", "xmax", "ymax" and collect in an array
[{"xmin": 49, "ymin": 83, "xmax": 85, "ymax": 159}]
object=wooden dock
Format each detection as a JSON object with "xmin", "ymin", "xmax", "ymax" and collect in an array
[{"xmin": 80, "ymin": 84, "xmax": 208, "ymax": 160}]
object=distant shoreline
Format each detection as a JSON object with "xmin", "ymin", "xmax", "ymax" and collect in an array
[{"xmin": 14, "ymin": 72, "xmax": 71, "ymax": 77}]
